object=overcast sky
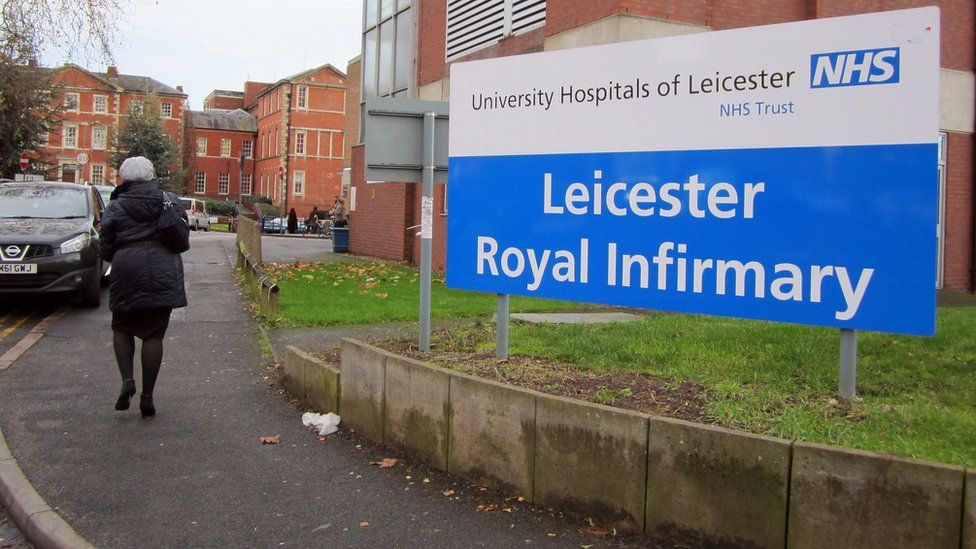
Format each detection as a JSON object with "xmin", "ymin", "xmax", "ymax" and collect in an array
[{"xmin": 51, "ymin": 0, "xmax": 363, "ymax": 110}]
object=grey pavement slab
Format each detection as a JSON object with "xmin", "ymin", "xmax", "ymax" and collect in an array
[
  {"xmin": 512, "ymin": 312, "xmax": 643, "ymax": 324},
  {"xmin": 0, "ymin": 231, "xmax": 596, "ymax": 548}
]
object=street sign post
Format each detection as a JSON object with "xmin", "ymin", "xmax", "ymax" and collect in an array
[
  {"xmin": 447, "ymin": 8, "xmax": 941, "ymax": 396},
  {"xmin": 363, "ymin": 98, "xmax": 449, "ymax": 352}
]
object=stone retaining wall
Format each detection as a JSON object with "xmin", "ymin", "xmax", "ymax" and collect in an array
[
  {"xmin": 283, "ymin": 339, "xmax": 974, "ymax": 547},
  {"xmin": 236, "ymin": 213, "xmax": 262, "ymax": 264}
]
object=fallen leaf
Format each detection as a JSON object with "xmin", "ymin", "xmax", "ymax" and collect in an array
[
  {"xmin": 547, "ymin": 533, "xmax": 557, "ymax": 538},
  {"xmin": 502, "ymin": 508, "xmax": 513, "ymax": 513},
  {"xmin": 442, "ymin": 490, "xmax": 455, "ymax": 497},
  {"xmin": 517, "ymin": 496, "xmax": 525, "ymax": 502},
  {"xmin": 259, "ymin": 435, "xmax": 280, "ymax": 445},
  {"xmin": 375, "ymin": 293, "xmax": 389, "ymax": 299},
  {"xmin": 584, "ymin": 527, "xmax": 611, "ymax": 538},
  {"xmin": 476, "ymin": 504, "xmax": 499, "ymax": 512},
  {"xmin": 370, "ymin": 458, "xmax": 397, "ymax": 468},
  {"xmin": 359, "ymin": 521, "xmax": 369, "ymax": 527},
  {"xmin": 422, "ymin": 478, "xmax": 430, "ymax": 484}
]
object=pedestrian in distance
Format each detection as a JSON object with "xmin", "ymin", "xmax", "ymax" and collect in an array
[
  {"xmin": 99, "ymin": 156, "xmax": 188, "ymax": 418},
  {"xmin": 287, "ymin": 207, "xmax": 298, "ymax": 234},
  {"xmin": 330, "ymin": 197, "xmax": 348, "ymax": 228}
]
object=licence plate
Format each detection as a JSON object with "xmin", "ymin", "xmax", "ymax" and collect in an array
[{"xmin": 0, "ymin": 263, "xmax": 37, "ymax": 274}]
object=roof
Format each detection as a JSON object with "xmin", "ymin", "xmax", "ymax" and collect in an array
[
  {"xmin": 107, "ymin": 73, "xmax": 184, "ymax": 96},
  {"xmin": 189, "ymin": 109, "xmax": 257, "ymax": 132},
  {"xmin": 210, "ymin": 89, "xmax": 244, "ymax": 97},
  {"xmin": 248, "ymin": 63, "xmax": 347, "ymax": 106}
]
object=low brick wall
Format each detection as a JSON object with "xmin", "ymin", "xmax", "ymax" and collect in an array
[{"xmin": 281, "ymin": 339, "xmax": 973, "ymax": 546}]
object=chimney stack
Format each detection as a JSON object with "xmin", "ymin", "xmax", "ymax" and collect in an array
[
  {"xmin": 176, "ymin": 85, "xmax": 184, "ymax": 93},
  {"xmin": 107, "ymin": 66, "xmax": 118, "ymax": 77}
]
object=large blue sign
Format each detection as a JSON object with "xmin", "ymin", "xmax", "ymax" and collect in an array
[{"xmin": 447, "ymin": 8, "xmax": 940, "ymax": 336}]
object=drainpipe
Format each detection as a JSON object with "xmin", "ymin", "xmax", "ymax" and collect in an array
[{"xmin": 281, "ymin": 84, "xmax": 293, "ymax": 220}]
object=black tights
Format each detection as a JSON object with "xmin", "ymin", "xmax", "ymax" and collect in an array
[{"xmin": 113, "ymin": 331, "xmax": 163, "ymax": 396}]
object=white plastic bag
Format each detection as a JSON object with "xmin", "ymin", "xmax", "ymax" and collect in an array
[{"xmin": 302, "ymin": 412, "xmax": 341, "ymax": 436}]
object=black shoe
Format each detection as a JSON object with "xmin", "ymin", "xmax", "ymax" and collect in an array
[
  {"xmin": 115, "ymin": 379, "xmax": 136, "ymax": 411},
  {"xmin": 139, "ymin": 394, "xmax": 155, "ymax": 418}
]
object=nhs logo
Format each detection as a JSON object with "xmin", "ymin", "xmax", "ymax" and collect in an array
[{"xmin": 810, "ymin": 47, "xmax": 900, "ymax": 88}]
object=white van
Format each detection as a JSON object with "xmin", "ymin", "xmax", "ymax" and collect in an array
[{"xmin": 179, "ymin": 198, "xmax": 210, "ymax": 231}]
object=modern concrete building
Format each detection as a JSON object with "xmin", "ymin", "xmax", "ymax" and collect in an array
[{"xmin": 347, "ymin": 0, "xmax": 974, "ymax": 293}]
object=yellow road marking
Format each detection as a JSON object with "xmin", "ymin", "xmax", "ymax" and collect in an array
[{"xmin": 0, "ymin": 315, "xmax": 28, "ymax": 342}]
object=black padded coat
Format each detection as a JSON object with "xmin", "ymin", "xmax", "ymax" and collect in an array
[{"xmin": 99, "ymin": 180, "xmax": 188, "ymax": 313}]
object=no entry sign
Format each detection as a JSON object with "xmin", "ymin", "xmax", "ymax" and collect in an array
[
  {"xmin": 18, "ymin": 152, "xmax": 28, "ymax": 170},
  {"xmin": 446, "ymin": 8, "xmax": 940, "ymax": 336}
]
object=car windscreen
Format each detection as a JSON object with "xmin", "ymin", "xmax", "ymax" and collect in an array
[
  {"xmin": 0, "ymin": 186, "xmax": 88, "ymax": 218},
  {"xmin": 179, "ymin": 199, "xmax": 192, "ymax": 211}
]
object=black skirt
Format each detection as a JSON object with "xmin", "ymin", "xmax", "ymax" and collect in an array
[{"xmin": 111, "ymin": 308, "xmax": 172, "ymax": 339}]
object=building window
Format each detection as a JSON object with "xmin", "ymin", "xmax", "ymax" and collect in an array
[
  {"xmin": 93, "ymin": 95, "xmax": 108, "ymax": 113},
  {"xmin": 242, "ymin": 140, "xmax": 252, "ymax": 158},
  {"xmin": 218, "ymin": 173, "xmax": 230, "ymax": 195},
  {"xmin": 92, "ymin": 126, "xmax": 107, "ymax": 150},
  {"xmin": 63, "ymin": 92, "xmax": 80, "ymax": 111},
  {"xmin": 220, "ymin": 138, "xmax": 231, "ymax": 157},
  {"xmin": 274, "ymin": 128, "xmax": 279, "ymax": 155},
  {"xmin": 445, "ymin": 0, "xmax": 545, "ymax": 61},
  {"xmin": 197, "ymin": 137, "xmax": 207, "ymax": 156},
  {"xmin": 160, "ymin": 102, "xmax": 173, "ymax": 118},
  {"xmin": 295, "ymin": 130, "xmax": 306, "ymax": 156},
  {"xmin": 194, "ymin": 172, "xmax": 206, "ymax": 194},
  {"xmin": 241, "ymin": 173, "xmax": 252, "ymax": 195},
  {"xmin": 297, "ymin": 85, "xmax": 308, "ymax": 109},
  {"xmin": 261, "ymin": 133, "xmax": 267, "ymax": 158},
  {"xmin": 91, "ymin": 164, "xmax": 105, "ymax": 184},
  {"xmin": 63, "ymin": 124, "xmax": 78, "ymax": 148},
  {"xmin": 293, "ymin": 170, "xmax": 305, "ymax": 196},
  {"xmin": 362, "ymin": 0, "xmax": 411, "ymax": 98}
]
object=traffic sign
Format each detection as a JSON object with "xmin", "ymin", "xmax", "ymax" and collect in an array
[
  {"xmin": 76, "ymin": 153, "xmax": 89, "ymax": 165},
  {"xmin": 18, "ymin": 152, "xmax": 28, "ymax": 170}
]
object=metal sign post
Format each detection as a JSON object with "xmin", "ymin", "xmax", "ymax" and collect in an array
[
  {"xmin": 362, "ymin": 98, "xmax": 449, "ymax": 353},
  {"xmin": 838, "ymin": 329, "xmax": 858, "ymax": 400},
  {"xmin": 496, "ymin": 294, "xmax": 510, "ymax": 359}
]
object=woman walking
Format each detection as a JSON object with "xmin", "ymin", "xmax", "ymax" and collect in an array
[{"xmin": 99, "ymin": 157, "xmax": 188, "ymax": 418}]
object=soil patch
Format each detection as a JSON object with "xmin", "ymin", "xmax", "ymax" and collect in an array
[{"xmin": 314, "ymin": 328, "xmax": 711, "ymax": 424}]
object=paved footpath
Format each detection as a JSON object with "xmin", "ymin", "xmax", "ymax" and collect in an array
[{"xmin": 0, "ymin": 232, "xmax": 602, "ymax": 548}]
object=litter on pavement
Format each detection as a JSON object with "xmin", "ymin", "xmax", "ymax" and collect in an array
[{"xmin": 302, "ymin": 412, "xmax": 341, "ymax": 436}]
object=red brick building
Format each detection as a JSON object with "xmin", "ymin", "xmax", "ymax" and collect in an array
[
  {"xmin": 348, "ymin": 0, "xmax": 975, "ymax": 293},
  {"xmin": 39, "ymin": 64, "xmax": 187, "ymax": 185},
  {"xmin": 185, "ymin": 109, "xmax": 257, "ymax": 200},
  {"xmin": 245, "ymin": 64, "xmax": 348, "ymax": 218},
  {"xmin": 203, "ymin": 90, "xmax": 245, "ymax": 111}
]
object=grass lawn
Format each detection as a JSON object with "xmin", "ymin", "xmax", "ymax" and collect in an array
[
  {"xmin": 209, "ymin": 223, "xmax": 230, "ymax": 232},
  {"xmin": 493, "ymin": 308, "xmax": 976, "ymax": 467},
  {"xmin": 265, "ymin": 261, "xmax": 592, "ymax": 326}
]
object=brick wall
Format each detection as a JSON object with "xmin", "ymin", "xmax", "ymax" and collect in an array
[
  {"xmin": 944, "ymin": 132, "xmax": 974, "ymax": 292},
  {"xmin": 183, "ymin": 126, "xmax": 255, "ymax": 200},
  {"xmin": 345, "ymin": 58, "xmax": 362, "ymax": 168},
  {"xmin": 349, "ymin": 145, "xmax": 415, "ymax": 261},
  {"xmin": 204, "ymin": 95, "xmax": 245, "ymax": 110}
]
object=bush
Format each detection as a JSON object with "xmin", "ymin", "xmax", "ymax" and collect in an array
[
  {"xmin": 243, "ymin": 194, "xmax": 272, "ymax": 205},
  {"xmin": 255, "ymin": 202, "xmax": 282, "ymax": 218},
  {"xmin": 204, "ymin": 198, "xmax": 239, "ymax": 217}
]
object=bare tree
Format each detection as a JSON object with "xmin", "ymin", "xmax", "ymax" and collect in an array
[{"xmin": 0, "ymin": 0, "xmax": 126, "ymax": 177}]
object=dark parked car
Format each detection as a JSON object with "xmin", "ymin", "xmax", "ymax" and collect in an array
[{"xmin": 0, "ymin": 181, "xmax": 106, "ymax": 306}]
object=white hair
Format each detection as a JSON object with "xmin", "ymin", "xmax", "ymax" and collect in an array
[{"xmin": 119, "ymin": 156, "xmax": 155, "ymax": 182}]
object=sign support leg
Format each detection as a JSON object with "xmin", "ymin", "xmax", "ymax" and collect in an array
[
  {"xmin": 496, "ymin": 293, "xmax": 510, "ymax": 359},
  {"xmin": 839, "ymin": 328, "xmax": 857, "ymax": 400},
  {"xmin": 419, "ymin": 112, "xmax": 435, "ymax": 352}
]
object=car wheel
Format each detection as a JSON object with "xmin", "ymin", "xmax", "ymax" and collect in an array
[
  {"xmin": 193, "ymin": 220, "xmax": 199, "ymax": 231},
  {"xmin": 203, "ymin": 223, "xmax": 209, "ymax": 232},
  {"xmin": 79, "ymin": 262, "xmax": 102, "ymax": 308}
]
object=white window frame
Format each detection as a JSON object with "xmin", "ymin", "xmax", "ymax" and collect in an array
[
  {"xmin": 91, "ymin": 164, "xmax": 105, "ymax": 184},
  {"xmin": 241, "ymin": 173, "xmax": 252, "ymax": 195},
  {"xmin": 242, "ymin": 140, "xmax": 252, "ymax": 159},
  {"xmin": 92, "ymin": 126, "xmax": 107, "ymax": 150},
  {"xmin": 160, "ymin": 101, "xmax": 173, "ymax": 118},
  {"xmin": 194, "ymin": 172, "xmax": 206, "ymax": 194},
  {"xmin": 63, "ymin": 124, "xmax": 79, "ymax": 148},
  {"xmin": 93, "ymin": 95, "xmax": 108, "ymax": 113},
  {"xmin": 297, "ymin": 85, "xmax": 308, "ymax": 109},
  {"xmin": 218, "ymin": 173, "xmax": 230, "ymax": 195},
  {"xmin": 220, "ymin": 138, "xmax": 232, "ymax": 157},
  {"xmin": 63, "ymin": 92, "xmax": 80, "ymax": 112},
  {"xmin": 292, "ymin": 170, "xmax": 305, "ymax": 196},
  {"xmin": 197, "ymin": 137, "xmax": 207, "ymax": 156},
  {"xmin": 295, "ymin": 130, "xmax": 306, "ymax": 156}
]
